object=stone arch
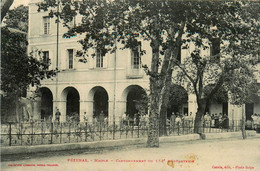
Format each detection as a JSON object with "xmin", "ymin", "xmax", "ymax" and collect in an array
[
  {"xmin": 61, "ymin": 86, "xmax": 80, "ymax": 121},
  {"xmin": 38, "ymin": 87, "xmax": 53, "ymax": 121},
  {"xmin": 168, "ymin": 84, "xmax": 188, "ymax": 117},
  {"xmin": 204, "ymin": 84, "xmax": 229, "ymax": 115},
  {"xmin": 122, "ymin": 85, "xmax": 148, "ymax": 119},
  {"xmin": 87, "ymin": 86, "xmax": 109, "ymax": 119}
]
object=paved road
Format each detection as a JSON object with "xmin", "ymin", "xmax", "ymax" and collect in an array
[{"xmin": 1, "ymin": 136, "xmax": 260, "ymax": 171}]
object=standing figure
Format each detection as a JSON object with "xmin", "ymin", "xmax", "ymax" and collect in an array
[
  {"xmin": 99, "ymin": 110, "xmax": 105, "ymax": 124},
  {"xmin": 170, "ymin": 113, "xmax": 176, "ymax": 129},
  {"xmin": 55, "ymin": 108, "xmax": 61, "ymax": 123}
]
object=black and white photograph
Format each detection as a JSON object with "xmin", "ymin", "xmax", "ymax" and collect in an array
[{"xmin": 1, "ymin": 0, "xmax": 260, "ymax": 170}]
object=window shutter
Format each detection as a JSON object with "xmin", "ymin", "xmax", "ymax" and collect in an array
[
  {"xmin": 60, "ymin": 50, "xmax": 67, "ymax": 70},
  {"xmin": 103, "ymin": 55, "xmax": 108, "ymax": 68},
  {"xmin": 49, "ymin": 50, "xmax": 53, "ymax": 70}
]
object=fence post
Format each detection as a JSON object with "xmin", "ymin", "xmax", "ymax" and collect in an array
[
  {"xmin": 60, "ymin": 123, "xmax": 62, "ymax": 143},
  {"xmin": 21, "ymin": 122, "xmax": 23, "ymax": 145},
  {"xmin": 119, "ymin": 119, "xmax": 122, "ymax": 139},
  {"xmin": 41, "ymin": 122, "xmax": 43, "ymax": 144},
  {"xmin": 232, "ymin": 120, "xmax": 235, "ymax": 132},
  {"xmin": 69, "ymin": 123, "xmax": 71, "ymax": 143},
  {"xmin": 178, "ymin": 122, "xmax": 180, "ymax": 135},
  {"xmin": 137, "ymin": 124, "xmax": 140, "ymax": 138},
  {"xmin": 100, "ymin": 122, "xmax": 102, "ymax": 141},
  {"xmin": 202, "ymin": 120, "xmax": 205, "ymax": 133},
  {"xmin": 31, "ymin": 121, "xmax": 33, "ymax": 145},
  {"xmin": 85, "ymin": 122, "xmax": 88, "ymax": 142},
  {"xmin": 9, "ymin": 123, "xmax": 12, "ymax": 146},
  {"xmin": 209, "ymin": 120, "xmax": 211, "ymax": 133},
  {"xmin": 50, "ymin": 122, "xmax": 53, "ymax": 144},
  {"xmin": 113, "ymin": 120, "xmax": 115, "ymax": 140},
  {"xmin": 131, "ymin": 122, "xmax": 134, "ymax": 138}
]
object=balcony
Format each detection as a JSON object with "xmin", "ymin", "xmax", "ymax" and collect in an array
[{"xmin": 126, "ymin": 67, "xmax": 144, "ymax": 79}]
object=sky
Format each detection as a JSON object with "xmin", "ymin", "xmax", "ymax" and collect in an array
[{"xmin": 10, "ymin": 0, "xmax": 30, "ymax": 9}]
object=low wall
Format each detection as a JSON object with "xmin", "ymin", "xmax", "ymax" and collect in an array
[{"xmin": 203, "ymin": 130, "xmax": 256, "ymax": 140}]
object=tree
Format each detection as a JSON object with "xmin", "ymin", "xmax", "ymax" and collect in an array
[
  {"xmin": 1, "ymin": 6, "xmax": 56, "ymax": 122},
  {"xmin": 37, "ymin": 0, "xmax": 260, "ymax": 146},
  {"xmin": 3, "ymin": 5, "xmax": 28, "ymax": 32},
  {"xmin": 172, "ymin": 1, "xmax": 260, "ymax": 134},
  {"xmin": 1, "ymin": 0, "xmax": 14, "ymax": 21}
]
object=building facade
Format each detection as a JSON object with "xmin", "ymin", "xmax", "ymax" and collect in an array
[{"xmin": 28, "ymin": 0, "xmax": 259, "ymax": 123}]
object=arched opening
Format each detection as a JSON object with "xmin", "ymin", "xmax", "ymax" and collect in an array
[
  {"xmin": 93, "ymin": 87, "xmax": 109, "ymax": 119},
  {"xmin": 204, "ymin": 84, "xmax": 229, "ymax": 116},
  {"xmin": 39, "ymin": 87, "xmax": 53, "ymax": 121},
  {"xmin": 124, "ymin": 85, "xmax": 148, "ymax": 120},
  {"xmin": 62, "ymin": 87, "xmax": 80, "ymax": 122},
  {"xmin": 167, "ymin": 84, "xmax": 188, "ymax": 118},
  {"xmin": 245, "ymin": 103, "xmax": 254, "ymax": 120}
]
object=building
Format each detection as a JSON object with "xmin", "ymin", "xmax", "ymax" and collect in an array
[{"xmin": 28, "ymin": 0, "xmax": 259, "ymax": 123}]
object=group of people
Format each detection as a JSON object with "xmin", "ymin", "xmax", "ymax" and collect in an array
[
  {"xmin": 251, "ymin": 113, "xmax": 260, "ymax": 130},
  {"xmin": 167, "ymin": 112, "xmax": 229, "ymax": 129},
  {"xmin": 121, "ymin": 112, "xmax": 149, "ymax": 126},
  {"xmin": 53, "ymin": 108, "xmax": 248, "ymax": 131}
]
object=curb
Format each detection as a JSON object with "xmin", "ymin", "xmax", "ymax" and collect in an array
[
  {"xmin": 1, "ymin": 131, "xmax": 256, "ymax": 155},
  {"xmin": 203, "ymin": 130, "xmax": 256, "ymax": 140}
]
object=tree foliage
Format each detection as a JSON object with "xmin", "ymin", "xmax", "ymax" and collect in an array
[
  {"xmin": 1, "ymin": 0, "xmax": 14, "ymax": 21},
  {"xmin": 1, "ymin": 6, "xmax": 57, "ymax": 122},
  {"xmin": 3, "ymin": 5, "xmax": 28, "ymax": 32}
]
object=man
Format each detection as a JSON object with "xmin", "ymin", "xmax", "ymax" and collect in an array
[
  {"xmin": 204, "ymin": 112, "xmax": 211, "ymax": 128},
  {"xmin": 170, "ymin": 112, "xmax": 176, "ymax": 128},
  {"xmin": 251, "ymin": 113, "xmax": 258, "ymax": 130},
  {"xmin": 99, "ymin": 111, "xmax": 105, "ymax": 124},
  {"xmin": 222, "ymin": 114, "xmax": 229, "ymax": 129},
  {"xmin": 122, "ymin": 112, "xmax": 127, "ymax": 125},
  {"xmin": 55, "ymin": 108, "xmax": 61, "ymax": 123}
]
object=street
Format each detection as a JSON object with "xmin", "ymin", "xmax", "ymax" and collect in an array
[{"xmin": 1, "ymin": 136, "xmax": 260, "ymax": 171}]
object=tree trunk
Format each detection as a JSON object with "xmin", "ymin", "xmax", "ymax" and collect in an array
[
  {"xmin": 1, "ymin": 0, "xmax": 14, "ymax": 21},
  {"xmin": 159, "ymin": 103, "xmax": 167, "ymax": 136},
  {"xmin": 147, "ymin": 75, "xmax": 160, "ymax": 147},
  {"xmin": 241, "ymin": 105, "xmax": 247, "ymax": 139},
  {"xmin": 147, "ymin": 38, "xmax": 160, "ymax": 147},
  {"xmin": 194, "ymin": 99, "xmax": 206, "ymax": 134},
  {"xmin": 158, "ymin": 49, "xmax": 173, "ymax": 137},
  {"xmin": 147, "ymin": 91, "xmax": 160, "ymax": 147}
]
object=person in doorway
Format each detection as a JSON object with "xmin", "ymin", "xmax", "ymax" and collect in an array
[
  {"xmin": 99, "ymin": 110, "xmax": 105, "ymax": 124},
  {"xmin": 214, "ymin": 113, "xmax": 219, "ymax": 128},
  {"xmin": 222, "ymin": 113, "xmax": 229, "ymax": 129},
  {"xmin": 175, "ymin": 115, "xmax": 182, "ymax": 126},
  {"xmin": 251, "ymin": 113, "xmax": 258, "ymax": 130},
  {"xmin": 204, "ymin": 112, "xmax": 211, "ymax": 128},
  {"xmin": 170, "ymin": 113, "xmax": 176, "ymax": 129},
  {"xmin": 55, "ymin": 108, "xmax": 61, "ymax": 123},
  {"xmin": 122, "ymin": 112, "xmax": 127, "ymax": 126}
]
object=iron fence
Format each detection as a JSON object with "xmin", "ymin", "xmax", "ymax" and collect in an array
[{"xmin": 0, "ymin": 119, "xmax": 242, "ymax": 146}]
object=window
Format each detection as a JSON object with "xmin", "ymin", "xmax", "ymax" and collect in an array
[
  {"xmin": 43, "ymin": 16, "xmax": 50, "ymax": 34},
  {"xmin": 96, "ymin": 49, "xmax": 104, "ymax": 68},
  {"xmin": 131, "ymin": 42, "xmax": 141, "ymax": 69},
  {"xmin": 43, "ymin": 51, "xmax": 49, "ymax": 69},
  {"xmin": 68, "ymin": 49, "xmax": 74, "ymax": 69}
]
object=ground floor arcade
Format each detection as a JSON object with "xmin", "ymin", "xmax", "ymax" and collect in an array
[{"xmin": 30, "ymin": 82, "xmax": 246, "ymax": 123}]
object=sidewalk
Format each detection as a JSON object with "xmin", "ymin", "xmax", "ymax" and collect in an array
[{"xmin": 1, "ymin": 131, "xmax": 256, "ymax": 155}]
